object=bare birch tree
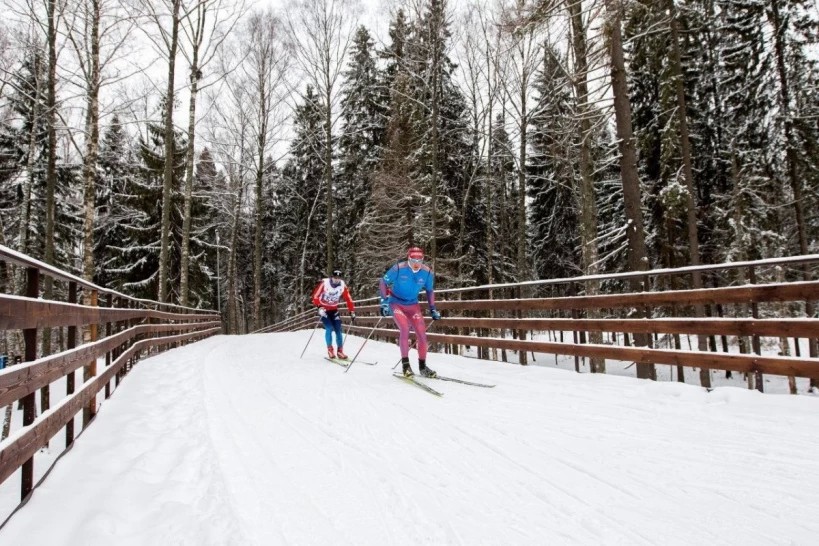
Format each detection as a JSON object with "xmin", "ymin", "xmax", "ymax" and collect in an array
[
  {"xmin": 63, "ymin": 0, "xmax": 135, "ymax": 282},
  {"xmin": 133, "ymin": 0, "xmax": 183, "ymax": 303},
  {"xmin": 498, "ymin": 0, "xmax": 542, "ymax": 364},
  {"xmin": 287, "ymin": 0, "xmax": 359, "ymax": 274},
  {"xmin": 204, "ymin": 75, "xmax": 249, "ymax": 333},
  {"xmin": 177, "ymin": 0, "xmax": 244, "ymax": 306},
  {"xmin": 242, "ymin": 8, "xmax": 290, "ymax": 330}
]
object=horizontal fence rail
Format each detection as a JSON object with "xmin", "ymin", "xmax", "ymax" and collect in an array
[
  {"xmin": 0, "ymin": 244, "xmax": 222, "ymax": 508},
  {"xmin": 267, "ymin": 255, "xmax": 819, "ymax": 389}
]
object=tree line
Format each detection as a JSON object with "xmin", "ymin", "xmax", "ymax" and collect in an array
[{"xmin": 0, "ymin": 0, "xmax": 816, "ymax": 339}]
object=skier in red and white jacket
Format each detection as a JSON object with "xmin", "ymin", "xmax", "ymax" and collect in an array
[{"xmin": 311, "ymin": 270, "xmax": 356, "ymax": 359}]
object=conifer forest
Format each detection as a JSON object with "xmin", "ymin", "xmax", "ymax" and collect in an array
[{"xmin": 0, "ymin": 0, "xmax": 816, "ymax": 334}]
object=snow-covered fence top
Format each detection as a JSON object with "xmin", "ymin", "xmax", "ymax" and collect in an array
[
  {"xmin": 268, "ymin": 254, "xmax": 819, "ymax": 390},
  {"xmin": 0, "ymin": 245, "xmax": 221, "ymax": 507}
]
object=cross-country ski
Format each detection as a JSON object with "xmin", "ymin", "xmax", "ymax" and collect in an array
[{"xmin": 392, "ymin": 372, "xmax": 444, "ymax": 397}]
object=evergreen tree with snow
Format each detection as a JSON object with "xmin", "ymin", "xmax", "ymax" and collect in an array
[
  {"xmin": 528, "ymin": 46, "xmax": 580, "ymax": 280},
  {"xmin": 95, "ymin": 115, "xmax": 134, "ymax": 289},
  {"xmin": 487, "ymin": 114, "xmax": 519, "ymax": 284},
  {"xmin": 712, "ymin": 0, "xmax": 783, "ymax": 264},
  {"xmin": 112, "ymin": 117, "xmax": 188, "ymax": 302},
  {"xmin": 2, "ymin": 47, "xmax": 51, "ymax": 258},
  {"xmin": 184, "ymin": 147, "xmax": 221, "ymax": 308},
  {"xmin": 336, "ymin": 25, "xmax": 385, "ymax": 290},
  {"xmin": 400, "ymin": 0, "xmax": 472, "ymax": 282},
  {"xmin": 271, "ymin": 86, "xmax": 327, "ymax": 312}
]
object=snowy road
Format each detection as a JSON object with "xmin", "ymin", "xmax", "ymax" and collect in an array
[{"xmin": 2, "ymin": 332, "xmax": 818, "ymax": 545}]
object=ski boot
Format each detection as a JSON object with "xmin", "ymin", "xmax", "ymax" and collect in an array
[
  {"xmin": 401, "ymin": 357, "xmax": 414, "ymax": 377},
  {"xmin": 327, "ymin": 346, "xmax": 336, "ymax": 359},
  {"xmin": 419, "ymin": 360, "xmax": 437, "ymax": 378},
  {"xmin": 336, "ymin": 348, "xmax": 348, "ymax": 360}
]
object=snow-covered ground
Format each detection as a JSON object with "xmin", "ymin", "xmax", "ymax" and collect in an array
[{"xmin": 1, "ymin": 331, "xmax": 818, "ymax": 545}]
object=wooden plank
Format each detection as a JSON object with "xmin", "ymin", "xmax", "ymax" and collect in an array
[
  {"xmin": 0, "ymin": 327, "xmax": 221, "ymax": 487},
  {"xmin": 398, "ymin": 281, "xmax": 819, "ymax": 312},
  {"xmin": 21, "ymin": 267, "xmax": 38, "ymax": 498},
  {"xmin": 348, "ymin": 317, "xmax": 819, "ymax": 338},
  {"xmin": 0, "ymin": 295, "xmax": 219, "ymax": 330},
  {"xmin": 0, "ymin": 321, "xmax": 221, "ymax": 408},
  {"xmin": 344, "ymin": 327, "xmax": 819, "ymax": 379},
  {"xmin": 0, "ymin": 244, "xmax": 225, "ymax": 317}
]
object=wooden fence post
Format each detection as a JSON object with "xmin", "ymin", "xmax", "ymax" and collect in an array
[
  {"xmin": 569, "ymin": 283, "xmax": 580, "ymax": 372},
  {"xmin": 114, "ymin": 297, "xmax": 122, "ymax": 387},
  {"xmin": 66, "ymin": 281, "xmax": 77, "ymax": 446},
  {"xmin": 749, "ymin": 267, "xmax": 763, "ymax": 392},
  {"xmin": 83, "ymin": 289, "xmax": 98, "ymax": 428},
  {"xmin": 105, "ymin": 293, "xmax": 113, "ymax": 399},
  {"xmin": 21, "ymin": 266, "xmax": 39, "ymax": 500}
]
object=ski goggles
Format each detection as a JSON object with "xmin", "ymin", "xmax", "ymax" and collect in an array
[{"xmin": 408, "ymin": 257, "xmax": 423, "ymax": 265}]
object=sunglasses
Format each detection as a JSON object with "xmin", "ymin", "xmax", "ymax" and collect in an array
[{"xmin": 408, "ymin": 257, "xmax": 423, "ymax": 264}]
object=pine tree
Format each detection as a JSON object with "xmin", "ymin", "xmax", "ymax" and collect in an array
[
  {"xmin": 112, "ymin": 120, "xmax": 188, "ymax": 301},
  {"xmin": 270, "ymin": 86, "xmax": 327, "ymax": 312},
  {"xmin": 355, "ymin": 9, "xmax": 424, "ymax": 286},
  {"xmin": 4, "ymin": 47, "xmax": 49, "ymax": 258},
  {"xmin": 184, "ymin": 147, "xmax": 219, "ymax": 308},
  {"xmin": 713, "ymin": 0, "xmax": 781, "ymax": 263},
  {"xmin": 488, "ymin": 114, "xmax": 518, "ymax": 284},
  {"xmin": 258, "ymin": 160, "xmax": 285, "ymax": 323},
  {"xmin": 528, "ymin": 46, "xmax": 580, "ymax": 280},
  {"xmin": 355, "ymin": 69, "xmax": 422, "ymax": 289},
  {"xmin": 399, "ymin": 0, "xmax": 472, "ymax": 282},
  {"xmin": 336, "ymin": 25, "xmax": 385, "ymax": 289},
  {"xmin": 95, "ymin": 116, "xmax": 132, "ymax": 288}
]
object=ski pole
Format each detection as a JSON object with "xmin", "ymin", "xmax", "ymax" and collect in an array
[
  {"xmin": 344, "ymin": 316, "xmax": 385, "ymax": 373},
  {"xmin": 342, "ymin": 313, "xmax": 355, "ymax": 348},
  {"xmin": 392, "ymin": 319, "xmax": 437, "ymax": 369},
  {"xmin": 299, "ymin": 317, "xmax": 323, "ymax": 359}
]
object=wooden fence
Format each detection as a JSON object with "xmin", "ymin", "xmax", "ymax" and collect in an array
[
  {"xmin": 266, "ymin": 255, "xmax": 819, "ymax": 389},
  {"xmin": 0, "ymin": 245, "xmax": 221, "ymax": 505}
]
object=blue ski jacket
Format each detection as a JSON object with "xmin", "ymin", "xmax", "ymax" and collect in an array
[{"xmin": 379, "ymin": 261, "xmax": 436, "ymax": 308}]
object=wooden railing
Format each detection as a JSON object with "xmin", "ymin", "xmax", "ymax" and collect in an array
[
  {"xmin": 0, "ymin": 245, "xmax": 221, "ymax": 505},
  {"xmin": 266, "ymin": 255, "xmax": 819, "ymax": 388}
]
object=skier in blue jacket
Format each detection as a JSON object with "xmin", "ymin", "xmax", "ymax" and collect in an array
[{"xmin": 379, "ymin": 246, "xmax": 442, "ymax": 377}]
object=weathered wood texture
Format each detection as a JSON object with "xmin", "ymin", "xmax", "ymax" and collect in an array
[
  {"xmin": 0, "ymin": 245, "xmax": 223, "ymax": 498},
  {"xmin": 267, "ymin": 257, "xmax": 819, "ymax": 382},
  {"xmin": 429, "ymin": 282, "xmax": 818, "ymax": 312},
  {"xmin": 343, "ymin": 327, "xmax": 819, "ymax": 379},
  {"xmin": 0, "ymin": 327, "xmax": 220, "ymax": 486},
  {"xmin": 0, "ymin": 295, "xmax": 218, "ymax": 330},
  {"xmin": 0, "ymin": 321, "xmax": 221, "ymax": 408},
  {"xmin": 348, "ymin": 317, "xmax": 819, "ymax": 338}
]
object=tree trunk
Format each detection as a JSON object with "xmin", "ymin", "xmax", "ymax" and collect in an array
[
  {"xmin": 254, "ymin": 72, "xmax": 267, "ymax": 331},
  {"xmin": 324, "ymin": 82, "xmax": 334, "ymax": 274},
  {"xmin": 180, "ymin": 62, "xmax": 200, "ymax": 308},
  {"xmin": 666, "ymin": 0, "xmax": 709, "ymax": 387},
  {"xmin": 486, "ymin": 44, "xmax": 497, "ymax": 362},
  {"xmin": 516, "ymin": 52, "xmax": 528, "ymax": 365},
  {"xmin": 82, "ymin": 0, "xmax": 101, "ymax": 282},
  {"xmin": 18, "ymin": 47, "xmax": 41, "ymax": 286},
  {"xmin": 569, "ymin": 0, "xmax": 604, "ymax": 373},
  {"xmin": 429, "ymin": 19, "xmax": 441, "ymax": 265},
  {"xmin": 767, "ymin": 0, "xmax": 817, "ymax": 379},
  {"xmin": 605, "ymin": 0, "xmax": 654, "ymax": 379},
  {"xmin": 41, "ymin": 0, "xmax": 60, "ymax": 418},
  {"xmin": 158, "ymin": 0, "xmax": 182, "ymax": 303},
  {"xmin": 227, "ymin": 174, "xmax": 243, "ymax": 334}
]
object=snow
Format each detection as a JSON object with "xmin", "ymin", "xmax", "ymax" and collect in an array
[{"xmin": 1, "ymin": 331, "xmax": 819, "ymax": 545}]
